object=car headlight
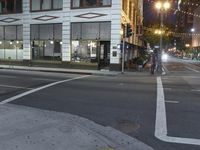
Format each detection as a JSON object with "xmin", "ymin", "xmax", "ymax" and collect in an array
[{"xmin": 162, "ymin": 54, "xmax": 168, "ymax": 61}]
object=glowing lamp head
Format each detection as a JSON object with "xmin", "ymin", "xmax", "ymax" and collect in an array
[
  {"xmin": 155, "ymin": 1, "xmax": 162, "ymax": 10},
  {"xmin": 163, "ymin": 2, "xmax": 170, "ymax": 10}
]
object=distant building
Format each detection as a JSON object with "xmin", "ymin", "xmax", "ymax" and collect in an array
[
  {"xmin": 192, "ymin": 6, "xmax": 200, "ymax": 47},
  {"xmin": 0, "ymin": 0, "xmax": 143, "ymax": 70},
  {"xmin": 175, "ymin": 0, "xmax": 200, "ymax": 48},
  {"xmin": 192, "ymin": 6, "xmax": 200, "ymax": 59}
]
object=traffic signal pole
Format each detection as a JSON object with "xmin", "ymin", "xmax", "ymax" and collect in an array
[
  {"xmin": 122, "ymin": 36, "xmax": 125, "ymax": 74},
  {"xmin": 121, "ymin": 24, "xmax": 132, "ymax": 74}
]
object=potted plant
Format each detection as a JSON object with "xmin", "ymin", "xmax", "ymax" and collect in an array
[{"xmin": 136, "ymin": 57, "xmax": 144, "ymax": 71}]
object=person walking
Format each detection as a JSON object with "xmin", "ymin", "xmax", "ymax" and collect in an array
[{"xmin": 150, "ymin": 52, "xmax": 156, "ymax": 75}]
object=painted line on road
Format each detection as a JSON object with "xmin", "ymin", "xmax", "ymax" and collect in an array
[
  {"xmin": 0, "ymin": 75, "xmax": 17, "ymax": 79},
  {"xmin": 155, "ymin": 77, "xmax": 200, "ymax": 146},
  {"xmin": 0, "ymin": 84, "xmax": 33, "ymax": 90},
  {"xmin": 191, "ymin": 89, "xmax": 200, "ymax": 92},
  {"xmin": 185, "ymin": 66, "xmax": 199, "ymax": 73},
  {"xmin": 0, "ymin": 75, "xmax": 90, "ymax": 105},
  {"xmin": 165, "ymin": 100, "xmax": 179, "ymax": 104},
  {"xmin": 31, "ymin": 78, "xmax": 59, "ymax": 82}
]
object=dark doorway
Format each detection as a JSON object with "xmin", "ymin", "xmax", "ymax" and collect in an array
[{"xmin": 98, "ymin": 41, "xmax": 110, "ymax": 69}]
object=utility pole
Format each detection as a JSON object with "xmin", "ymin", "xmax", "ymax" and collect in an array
[
  {"xmin": 157, "ymin": 10, "xmax": 164, "ymax": 74},
  {"xmin": 155, "ymin": 1, "xmax": 170, "ymax": 74}
]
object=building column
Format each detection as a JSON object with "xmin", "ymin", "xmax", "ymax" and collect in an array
[
  {"xmin": 22, "ymin": 0, "xmax": 31, "ymax": 61},
  {"xmin": 110, "ymin": 0, "xmax": 121, "ymax": 70},
  {"xmin": 62, "ymin": 0, "xmax": 71, "ymax": 62}
]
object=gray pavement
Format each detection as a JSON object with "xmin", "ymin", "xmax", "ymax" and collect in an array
[
  {"xmin": 0, "ymin": 103, "xmax": 153, "ymax": 150},
  {"xmin": 0, "ymin": 56, "xmax": 200, "ymax": 150}
]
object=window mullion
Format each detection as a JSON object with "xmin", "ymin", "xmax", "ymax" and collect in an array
[
  {"xmin": 5, "ymin": 0, "xmax": 7, "ymax": 13},
  {"xmin": 97, "ymin": 0, "xmax": 100, "ymax": 7},
  {"xmin": 40, "ymin": 0, "xmax": 42, "ymax": 10},
  {"xmin": 14, "ymin": 0, "xmax": 16, "ymax": 13}
]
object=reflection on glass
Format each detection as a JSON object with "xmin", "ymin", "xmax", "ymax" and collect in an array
[
  {"xmin": 72, "ymin": 40, "xmax": 97, "ymax": 63},
  {"xmin": 31, "ymin": 40, "xmax": 62, "ymax": 60}
]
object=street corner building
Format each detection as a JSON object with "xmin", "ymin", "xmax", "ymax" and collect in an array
[{"xmin": 0, "ymin": 0, "xmax": 143, "ymax": 70}]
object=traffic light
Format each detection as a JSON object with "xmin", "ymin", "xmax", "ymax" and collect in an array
[{"xmin": 126, "ymin": 23, "xmax": 132, "ymax": 38}]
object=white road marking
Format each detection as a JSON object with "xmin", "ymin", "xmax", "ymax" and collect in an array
[
  {"xmin": 185, "ymin": 66, "xmax": 199, "ymax": 73},
  {"xmin": 191, "ymin": 89, "xmax": 200, "ymax": 92},
  {"xmin": 0, "ymin": 75, "xmax": 17, "ymax": 79},
  {"xmin": 155, "ymin": 77, "xmax": 200, "ymax": 146},
  {"xmin": 0, "ymin": 84, "xmax": 33, "ymax": 90},
  {"xmin": 0, "ymin": 75, "xmax": 90, "ymax": 105},
  {"xmin": 31, "ymin": 78, "xmax": 58, "ymax": 82},
  {"xmin": 165, "ymin": 100, "xmax": 179, "ymax": 104}
]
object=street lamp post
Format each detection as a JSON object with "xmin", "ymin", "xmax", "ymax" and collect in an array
[{"xmin": 155, "ymin": 1, "xmax": 170, "ymax": 74}]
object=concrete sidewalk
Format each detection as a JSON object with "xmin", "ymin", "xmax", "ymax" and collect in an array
[
  {"xmin": 0, "ymin": 64, "xmax": 120, "ymax": 76},
  {"xmin": 0, "ymin": 104, "xmax": 154, "ymax": 150}
]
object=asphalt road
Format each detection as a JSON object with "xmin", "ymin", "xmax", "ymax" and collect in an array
[{"xmin": 0, "ymin": 56, "xmax": 199, "ymax": 150}]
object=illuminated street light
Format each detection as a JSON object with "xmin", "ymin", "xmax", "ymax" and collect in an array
[
  {"xmin": 155, "ymin": 2, "xmax": 162, "ymax": 10},
  {"xmin": 185, "ymin": 44, "xmax": 190, "ymax": 48},
  {"xmin": 154, "ymin": 1, "xmax": 170, "ymax": 74},
  {"xmin": 155, "ymin": 1, "xmax": 170, "ymax": 11},
  {"xmin": 191, "ymin": 28, "xmax": 195, "ymax": 32},
  {"xmin": 163, "ymin": 1, "xmax": 170, "ymax": 10},
  {"xmin": 155, "ymin": 29, "xmax": 164, "ymax": 35}
]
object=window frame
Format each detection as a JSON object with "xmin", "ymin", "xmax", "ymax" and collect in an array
[
  {"xmin": 30, "ymin": 23, "xmax": 62, "ymax": 40},
  {"xmin": 71, "ymin": 0, "xmax": 112, "ymax": 9},
  {"xmin": 30, "ymin": 0, "xmax": 63, "ymax": 12},
  {"xmin": 0, "ymin": 0, "xmax": 22, "ymax": 15}
]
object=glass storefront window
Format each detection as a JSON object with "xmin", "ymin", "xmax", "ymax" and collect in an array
[
  {"xmin": 0, "ymin": 25, "xmax": 23, "ymax": 60},
  {"xmin": 72, "ymin": 40, "xmax": 97, "ymax": 63},
  {"xmin": 71, "ymin": 0, "xmax": 111, "ymax": 8},
  {"xmin": 0, "ymin": 41, "xmax": 4, "ymax": 59},
  {"xmin": 31, "ymin": 24, "xmax": 62, "ymax": 61},
  {"xmin": 32, "ymin": 40, "xmax": 62, "ymax": 60}
]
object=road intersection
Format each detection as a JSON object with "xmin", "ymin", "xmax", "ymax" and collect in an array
[{"xmin": 0, "ymin": 57, "xmax": 199, "ymax": 149}]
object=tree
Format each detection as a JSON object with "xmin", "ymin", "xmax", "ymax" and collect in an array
[{"xmin": 143, "ymin": 24, "xmax": 171, "ymax": 48}]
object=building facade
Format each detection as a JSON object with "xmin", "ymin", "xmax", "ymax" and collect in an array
[
  {"xmin": 192, "ymin": 6, "xmax": 200, "ymax": 59},
  {"xmin": 0, "ymin": 0, "xmax": 143, "ymax": 70},
  {"xmin": 176, "ymin": 0, "xmax": 200, "ymax": 48}
]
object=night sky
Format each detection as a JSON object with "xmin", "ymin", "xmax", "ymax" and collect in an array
[{"xmin": 143, "ymin": 0, "xmax": 178, "ymax": 26}]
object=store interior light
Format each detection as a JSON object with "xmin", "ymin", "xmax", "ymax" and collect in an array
[
  {"xmin": 50, "ymin": 40, "xmax": 54, "ymax": 44},
  {"xmin": 0, "ymin": 41, "xmax": 2, "ymax": 44},
  {"xmin": 10, "ymin": 41, "xmax": 13, "ymax": 45}
]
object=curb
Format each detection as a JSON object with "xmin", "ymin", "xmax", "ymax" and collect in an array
[{"xmin": 0, "ymin": 65, "xmax": 119, "ymax": 76}]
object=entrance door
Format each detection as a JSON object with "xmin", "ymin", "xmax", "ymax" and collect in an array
[{"xmin": 98, "ymin": 41, "xmax": 110, "ymax": 69}]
